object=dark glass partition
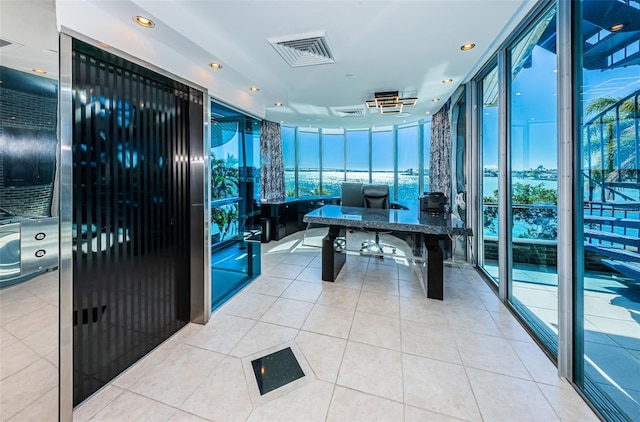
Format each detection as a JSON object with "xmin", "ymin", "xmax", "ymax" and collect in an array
[{"xmin": 71, "ymin": 41, "xmax": 198, "ymax": 404}]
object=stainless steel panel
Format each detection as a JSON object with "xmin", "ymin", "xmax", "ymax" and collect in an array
[
  {"xmin": 190, "ymin": 89, "xmax": 208, "ymax": 325},
  {"xmin": 497, "ymin": 47, "xmax": 510, "ymax": 301},
  {"xmin": 20, "ymin": 217, "xmax": 58, "ymax": 274},
  {"xmin": 556, "ymin": 0, "xmax": 574, "ymax": 380},
  {"xmin": 58, "ymin": 32, "xmax": 74, "ymax": 422}
]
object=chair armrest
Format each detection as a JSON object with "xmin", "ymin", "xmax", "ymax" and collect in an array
[{"xmin": 390, "ymin": 202, "xmax": 409, "ymax": 210}]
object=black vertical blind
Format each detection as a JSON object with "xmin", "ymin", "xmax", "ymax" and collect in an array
[{"xmin": 71, "ymin": 40, "xmax": 194, "ymax": 405}]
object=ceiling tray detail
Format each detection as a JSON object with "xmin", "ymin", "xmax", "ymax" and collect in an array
[{"xmin": 268, "ymin": 30, "xmax": 336, "ymax": 67}]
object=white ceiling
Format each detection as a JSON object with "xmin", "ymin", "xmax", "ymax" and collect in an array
[
  {"xmin": 2, "ymin": 0, "xmax": 538, "ymax": 128},
  {"xmin": 0, "ymin": 1, "xmax": 58, "ymax": 79}
]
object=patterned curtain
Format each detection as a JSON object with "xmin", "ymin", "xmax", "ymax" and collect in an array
[
  {"xmin": 429, "ymin": 102, "xmax": 451, "ymax": 200},
  {"xmin": 260, "ymin": 120, "xmax": 285, "ymax": 201}
]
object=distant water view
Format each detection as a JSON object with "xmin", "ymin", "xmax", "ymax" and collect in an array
[
  {"xmin": 287, "ymin": 171, "xmax": 425, "ymax": 201},
  {"xmin": 285, "ymin": 172, "xmax": 637, "ymax": 239},
  {"xmin": 289, "ymin": 172, "xmax": 567, "ymax": 201}
]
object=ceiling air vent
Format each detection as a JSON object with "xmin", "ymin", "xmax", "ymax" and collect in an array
[
  {"xmin": 268, "ymin": 30, "xmax": 336, "ymax": 67},
  {"xmin": 0, "ymin": 38, "xmax": 24, "ymax": 52},
  {"xmin": 334, "ymin": 108, "xmax": 365, "ymax": 117}
]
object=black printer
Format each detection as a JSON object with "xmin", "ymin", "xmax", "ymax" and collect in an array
[{"xmin": 420, "ymin": 192, "xmax": 447, "ymax": 213}]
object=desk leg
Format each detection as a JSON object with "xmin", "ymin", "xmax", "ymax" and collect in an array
[
  {"xmin": 424, "ymin": 235, "xmax": 444, "ymax": 300},
  {"xmin": 322, "ymin": 226, "xmax": 346, "ymax": 282}
]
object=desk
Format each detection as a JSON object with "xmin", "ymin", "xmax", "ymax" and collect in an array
[{"xmin": 303, "ymin": 204, "xmax": 472, "ymax": 300}]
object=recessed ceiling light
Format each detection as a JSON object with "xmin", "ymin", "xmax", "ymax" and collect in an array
[
  {"xmin": 432, "ymin": 98, "xmax": 440, "ymax": 102},
  {"xmin": 345, "ymin": 73, "xmax": 357, "ymax": 79},
  {"xmin": 43, "ymin": 48, "xmax": 58, "ymax": 54},
  {"xmin": 426, "ymin": 111, "xmax": 431, "ymax": 115},
  {"xmin": 280, "ymin": 120, "xmax": 284, "ymax": 124},
  {"xmin": 610, "ymin": 23, "xmax": 626, "ymax": 32},
  {"xmin": 98, "ymin": 43, "xmax": 110, "ymax": 49},
  {"xmin": 274, "ymin": 102, "xmax": 283, "ymax": 107},
  {"xmin": 460, "ymin": 43, "xmax": 475, "ymax": 51},
  {"xmin": 209, "ymin": 63, "xmax": 223, "ymax": 70},
  {"xmin": 515, "ymin": 92, "xmax": 521, "ymax": 96},
  {"xmin": 134, "ymin": 16, "xmax": 154, "ymax": 28},
  {"xmin": 32, "ymin": 68, "xmax": 47, "ymax": 74},
  {"xmin": 249, "ymin": 87, "xmax": 260, "ymax": 92},
  {"xmin": 442, "ymin": 78, "xmax": 453, "ymax": 84}
]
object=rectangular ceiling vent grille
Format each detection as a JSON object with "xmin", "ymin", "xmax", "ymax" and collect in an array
[
  {"xmin": 334, "ymin": 109, "xmax": 365, "ymax": 117},
  {"xmin": 268, "ymin": 30, "xmax": 336, "ymax": 67}
]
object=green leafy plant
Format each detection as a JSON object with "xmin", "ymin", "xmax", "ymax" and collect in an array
[
  {"xmin": 211, "ymin": 203, "xmax": 239, "ymax": 242},
  {"xmin": 484, "ymin": 182, "xmax": 558, "ymax": 239},
  {"xmin": 211, "ymin": 153, "xmax": 240, "ymax": 243},
  {"xmin": 211, "ymin": 153, "xmax": 239, "ymax": 199},
  {"xmin": 584, "ymin": 95, "xmax": 638, "ymax": 186}
]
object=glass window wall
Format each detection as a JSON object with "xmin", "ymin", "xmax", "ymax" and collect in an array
[
  {"xmin": 210, "ymin": 101, "xmax": 261, "ymax": 310},
  {"xmin": 422, "ymin": 121, "xmax": 431, "ymax": 192},
  {"xmin": 297, "ymin": 129, "xmax": 320, "ymax": 196},
  {"xmin": 346, "ymin": 129, "xmax": 370, "ymax": 183},
  {"xmin": 321, "ymin": 129, "xmax": 345, "ymax": 196},
  {"xmin": 282, "ymin": 126, "xmax": 296, "ymax": 197},
  {"xmin": 282, "ymin": 122, "xmax": 430, "ymax": 202},
  {"xmin": 507, "ymin": 4, "xmax": 559, "ymax": 350},
  {"xmin": 371, "ymin": 129, "xmax": 395, "ymax": 200},
  {"xmin": 576, "ymin": 0, "xmax": 640, "ymax": 418},
  {"xmin": 479, "ymin": 65, "xmax": 500, "ymax": 283},
  {"xmin": 397, "ymin": 124, "xmax": 419, "ymax": 201}
]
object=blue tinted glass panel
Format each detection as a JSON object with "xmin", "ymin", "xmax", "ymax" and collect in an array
[
  {"xmin": 322, "ymin": 132, "xmax": 344, "ymax": 196},
  {"xmin": 397, "ymin": 125, "xmax": 419, "ymax": 201},
  {"xmin": 577, "ymin": 0, "xmax": 640, "ymax": 418},
  {"xmin": 480, "ymin": 66, "xmax": 500, "ymax": 284},
  {"xmin": 371, "ymin": 130, "xmax": 394, "ymax": 199},
  {"xmin": 423, "ymin": 122, "xmax": 431, "ymax": 193},
  {"xmin": 282, "ymin": 126, "xmax": 296, "ymax": 197},
  {"xmin": 346, "ymin": 130, "xmax": 369, "ymax": 183},
  {"xmin": 507, "ymin": 5, "xmax": 558, "ymax": 352},
  {"xmin": 298, "ymin": 130, "xmax": 320, "ymax": 196}
]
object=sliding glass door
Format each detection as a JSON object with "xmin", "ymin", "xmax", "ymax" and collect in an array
[
  {"xmin": 576, "ymin": 0, "xmax": 640, "ymax": 418},
  {"xmin": 507, "ymin": 4, "xmax": 559, "ymax": 352},
  {"xmin": 478, "ymin": 65, "xmax": 500, "ymax": 284}
]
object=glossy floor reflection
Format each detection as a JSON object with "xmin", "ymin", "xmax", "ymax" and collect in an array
[
  {"xmin": 0, "ymin": 270, "xmax": 58, "ymax": 421},
  {"xmin": 73, "ymin": 231, "xmax": 598, "ymax": 421},
  {"xmin": 484, "ymin": 263, "xmax": 640, "ymax": 418}
]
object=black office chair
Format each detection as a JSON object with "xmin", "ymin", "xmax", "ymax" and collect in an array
[
  {"xmin": 341, "ymin": 182, "xmax": 364, "ymax": 207},
  {"xmin": 360, "ymin": 184, "xmax": 396, "ymax": 256}
]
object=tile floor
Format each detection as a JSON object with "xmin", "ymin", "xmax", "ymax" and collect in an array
[
  {"xmin": 0, "ymin": 271, "xmax": 59, "ymax": 421},
  {"xmin": 70, "ymin": 231, "xmax": 597, "ymax": 422},
  {"xmin": 485, "ymin": 263, "xmax": 640, "ymax": 417}
]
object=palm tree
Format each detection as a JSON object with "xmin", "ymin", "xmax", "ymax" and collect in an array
[
  {"xmin": 584, "ymin": 94, "xmax": 639, "ymax": 200},
  {"xmin": 211, "ymin": 153, "xmax": 239, "ymax": 199}
]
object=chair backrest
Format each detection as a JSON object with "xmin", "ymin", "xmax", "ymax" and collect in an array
[
  {"xmin": 362, "ymin": 184, "xmax": 390, "ymax": 209},
  {"xmin": 341, "ymin": 182, "xmax": 363, "ymax": 207}
]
